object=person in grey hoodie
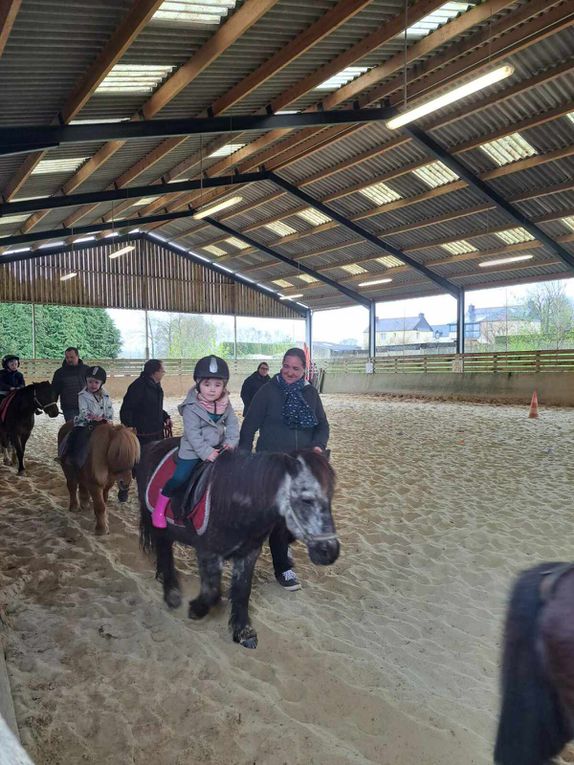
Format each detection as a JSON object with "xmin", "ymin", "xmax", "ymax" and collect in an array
[{"xmin": 151, "ymin": 355, "xmax": 239, "ymax": 529}]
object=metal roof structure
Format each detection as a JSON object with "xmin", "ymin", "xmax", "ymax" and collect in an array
[{"xmin": 0, "ymin": 0, "xmax": 573, "ymax": 312}]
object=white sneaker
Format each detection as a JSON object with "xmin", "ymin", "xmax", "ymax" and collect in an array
[{"xmin": 276, "ymin": 569, "xmax": 301, "ymax": 591}]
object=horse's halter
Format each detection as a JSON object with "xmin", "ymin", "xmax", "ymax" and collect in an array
[
  {"xmin": 284, "ymin": 504, "xmax": 338, "ymax": 545},
  {"xmin": 32, "ymin": 386, "xmax": 58, "ymax": 414}
]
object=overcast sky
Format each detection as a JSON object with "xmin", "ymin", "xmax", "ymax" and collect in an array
[{"xmin": 108, "ymin": 276, "xmax": 574, "ymax": 355}]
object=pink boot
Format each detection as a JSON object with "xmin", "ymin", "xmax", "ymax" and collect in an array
[{"xmin": 152, "ymin": 492, "xmax": 170, "ymax": 529}]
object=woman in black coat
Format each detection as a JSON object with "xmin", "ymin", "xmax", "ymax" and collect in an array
[
  {"xmin": 239, "ymin": 348, "xmax": 329, "ymax": 592},
  {"xmin": 239, "ymin": 362, "xmax": 270, "ymax": 416}
]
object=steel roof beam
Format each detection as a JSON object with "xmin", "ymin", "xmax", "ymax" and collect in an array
[
  {"xmin": 0, "ymin": 0, "xmax": 22, "ymax": 60},
  {"xmin": 0, "ymin": 108, "xmax": 395, "ymax": 158},
  {"xmin": 201, "ymin": 217, "xmax": 372, "ymax": 309},
  {"xmin": 267, "ymin": 171, "xmax": 461, "ymax": 299},
  {"xmin": 404, "ymin": 125, "xmax": 574, "ymax": 272},
  {"xmin": 0, "ymin": 171, "xmax": 268, "ymax": 216}
]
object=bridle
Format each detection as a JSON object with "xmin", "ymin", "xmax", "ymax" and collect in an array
[
  {"xmin": 284, "ymin": 504, "xmax": 338, "ymax": 545},
  {"xmin": 32, "ymin": 386, "xmax": 58, "ymax": 414}
]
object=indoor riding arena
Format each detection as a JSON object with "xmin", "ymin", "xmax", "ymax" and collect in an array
[{"xmin": 1, "ymin": 2, "xmax": 573, "ymax": 764}]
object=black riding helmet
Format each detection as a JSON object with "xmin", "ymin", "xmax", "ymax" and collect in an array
[
  {"xmin": 87, "ymin": 365, "xmax": 107, "ymax": 384},
  {"xmin": 193, "ymin": 355, "xmax": 229, "ymax": 383},
  {"xmin": 2, "ymin": 354, "xmax": 20, "ymax": 369}
]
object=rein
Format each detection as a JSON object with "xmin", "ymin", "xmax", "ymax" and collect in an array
[{"xmin": 33, "ymin": 395, "xmax": 58, "ymax": 413}]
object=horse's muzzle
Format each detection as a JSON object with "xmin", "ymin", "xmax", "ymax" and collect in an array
[{"xmin": 307, "ymin": 537, "xmax": 340, "ymax": 566}]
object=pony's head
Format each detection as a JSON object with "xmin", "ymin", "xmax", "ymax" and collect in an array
[
  {"xmin": 90, "ymin": 423, "xmax": 140, "ymax": 489},
  {"xmin": 31, "ymin": 381, "xmax": 59, "ymax": 417},
  {"xmin": 276, "ymin": 451, "xmax": 339, "ymax": 566}
]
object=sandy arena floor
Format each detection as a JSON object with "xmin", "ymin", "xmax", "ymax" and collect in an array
[{"xmin": 1, "ymin": 394, "xmax": 574, "ymax": 765}]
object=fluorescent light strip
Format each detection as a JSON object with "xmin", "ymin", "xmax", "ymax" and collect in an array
[
  {"xmin": 479, "ymin": 254, "xmax": 533, "ymax": 267},
  {"xmin": 387, "ymin": 65, "xmax": 514, "ymax": 130},
  {"xmin": 358, "ymin": 278, "xmax": 393, "ymax": 287},
  {"xmin": 193, "ymin": 196, "xmax": 243, "ymax": 219},
  {"xmin": 280, "ymin": 293, "xmax": 303, "ymax": 300},
  {"xmin": 109, "ymin": 245, "xmax": 135, "ymax": 259},
  {"xmin": 60, "ymin": 272, "xmax": 78, "ymax": 281}
]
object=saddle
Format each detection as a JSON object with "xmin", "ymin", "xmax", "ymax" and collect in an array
[
  {"xmin": 0, "ymin": 391, "xmax": 17, "ymax": 424},
  {"xmin": 145, "ymin": 449, "xmax": 214, "ymax": 534}
]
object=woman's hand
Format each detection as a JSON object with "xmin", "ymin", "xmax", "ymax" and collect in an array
[
  {"xmin": 312, "ymin": 446, "xmax": 323, "ymax": 454},
  {"xmin": 206, "ymin": 449, "xmax": 220, "ymax": 462},
  {"xmin": 222, "ymin": 443, "xmax": 234, "ymax": 451}
]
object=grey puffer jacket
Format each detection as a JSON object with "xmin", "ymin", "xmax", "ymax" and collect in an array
[{"xmin": 178, "ymin": 388, "xmax": 240, "ymax": 461}]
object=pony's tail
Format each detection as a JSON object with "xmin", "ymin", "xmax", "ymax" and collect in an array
[{"xmin": 494, "ymin": 563, "xmax": 573, "ymax": 765}]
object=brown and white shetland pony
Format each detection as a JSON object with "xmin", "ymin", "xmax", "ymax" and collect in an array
[{"xmin": 58, "ymin": 421, "xmax": 140, "ymax": 535}]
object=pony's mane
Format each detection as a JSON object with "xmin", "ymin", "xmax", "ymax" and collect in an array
[
  {"xmin": 296, "ymin": 450, "xmax": 336, "ymax": 499},
  {"xmin": 90, "ymin": 424, "xmax": 140, "ymax": 484}
]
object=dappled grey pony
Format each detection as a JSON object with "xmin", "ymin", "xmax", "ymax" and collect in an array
[{"xmin": 138, "ymin": 441, "xmax": 339, "ymax": 648}]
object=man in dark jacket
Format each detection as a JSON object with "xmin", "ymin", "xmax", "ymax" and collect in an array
[
  {"xmin": 51, "ymin": 347, "xmax": 89, "ymax": 421},
  {"xmin": 120, "ymin": 359, "xmax": 171, "ymax": 448},
  {"xmin": 240, "ymin": 362, "xmax": 270, "ymax": 416}
]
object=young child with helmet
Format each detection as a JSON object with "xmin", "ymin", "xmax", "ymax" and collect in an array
[
  {"xmin": 0, "ymin": 355, "xmax": 25, "ymax": 398},
  {"xmin": 59, "ymin": 366, "xmax": 113, "ymax": 466},
  {"xmin": 152, "ymin": 354, "xmax": 239, "ymax": 529}
]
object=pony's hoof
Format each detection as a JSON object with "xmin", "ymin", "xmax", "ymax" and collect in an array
[
  {"xmin": 188, "ymin": 599, "xmax": 209, "ymax": 620},
  {"xmin": 94, "ymin": 525, "xmax": 109, "ymax": 536},
  {"xmin": 233, "ymin": 627, "xmax": 258, "ymax": 649},
  {"xmin": 17, "ymin": 469, "xmax": 25, "ymax": 475},
  {"xmin": 165, "ymin": 588, "xmax": 182, "ymax": 609}
]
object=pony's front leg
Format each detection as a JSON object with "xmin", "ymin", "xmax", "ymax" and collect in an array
[
  {"xmin": 155, "ymin": 534, "xmax": 181, "ymax": 609},
  {"xmin": 64, "ymin": 468, "xmax": 80, "ymax": 512},
  {"xmin": 13, "ymin": 435, "xmax": 25, "ymax": 474},
  {"xmin": 78, "ymin": 483, "xmax": 90, "ymax": 511},
  {"xmin": 188, "ymin": 552, "xmax": 223, "ymax": 620},
  {"xmin": 229, "ymin": 547, "xmax": 260, "ymax": 649},
  {"xmin": 1, "ymin": 444, "xmax": 11, "ymax": 466},
  {"xmin": 89, "ymin": 485, "xmax": 108, "ymax": 535}
]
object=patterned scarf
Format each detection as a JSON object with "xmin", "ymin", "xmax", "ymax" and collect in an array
[
  {"xmin": 275, "ymin": 374, "xmax": 318, "ymax": 429},
  {"xmin": 197, "ymin": 390, "xmax": 229, "ymax": 415}
]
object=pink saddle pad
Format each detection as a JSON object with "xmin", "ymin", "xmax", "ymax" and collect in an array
[{"xmin": 145, "ymin": 447, "xmax": 211, "ymax": 534}]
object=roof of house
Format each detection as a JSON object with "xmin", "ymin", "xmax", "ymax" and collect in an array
[
  {"xmin": 467, "ymin": 305, "xmax": 525, "ymax": 322},
  {"xmin": 373, "ymin": 314, "xmax": 433, "ymax": 332}
]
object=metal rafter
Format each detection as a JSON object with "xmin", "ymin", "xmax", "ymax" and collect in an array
[{"xmin": 0, "ymin": 0, "xmax": 22, "ymax": 60}]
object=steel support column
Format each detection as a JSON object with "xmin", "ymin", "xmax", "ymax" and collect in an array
[
  {"xmin": 368, "ymin": 300, "xmax": 377, "ymax": 360},
  {"xmin": 267, "ymin": 171, "xmax": 460, "ymax": 298},
  {"xmin": 305, "ymin": 310, "xmax": 313, "ymax": 365},
  {"xmin": 403, "ymin": 125, "xmax": 574, "ymax": 272},
  {"xmin": 456, "ymin": 288, "xmax": 465, "ymax": 355}
]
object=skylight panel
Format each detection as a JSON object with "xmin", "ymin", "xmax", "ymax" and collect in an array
[
  {"xmin": 495, "ymin": 227, "xmax": 535, "ymax": 245},
  {"xmin": 376, "ymin": 255, "xmax": 404, "ymax": 268},
  {"xmin": 296, "ymin": 208, "xmax": 331, "ymax": 226},
  {"xmin": 203, "ymin": 244, "xmax": 226, "ymax": 257},
  {"xmin": 225, "ymin": 236, "xmax": 249, "ymax": 249},
  {"xmin": 265, "ymin": 221, "xmax": 297, "ymax": 237},
  {"xmin": 359, "ymin": 182, "xmax": 401, "ymax": 205},
  {"xmin": 297, "ymin": 274, "xmax": 318, "ymax": 283},
  {"xmin": 480, "ymin": 132, "xmax": 537, "ymax": 166},
  {"xmin": 273, "ymin": 278, "xmax": 293, "ymax": 288},
  {"xmin": 567, "ymin": 112, "xmax": 574, "ymax": 125},
  {"xmin": 441, "ymin": 240, "xmax": 477, "ymax": 255},
  {"xmin": 131, "ymin": 196, "xmax": 160, "ymax": 206},
  {"xmin": 402, "ymin": 2, "xmax": 474, "ymax": 39},
  {"xmin": 152, "ymin": 0, "xmax": 237, "ymax": 26},
  {"xmin": 315, "ymin": 66, "xmax": 369, "ymax": 91},
  {"xmin": 0, "ymin": 214, "xmax": 29, "ymax": 225},
  {"xmin": 96, "ymin": 64, "xmax": 174, "ymax": 95},
  {"xmin": 561, "ymin": 216, "xmax": 574, "ymax": 232},
  {"xmin": 413, "ymin": 161, "xmax": 459, "ymax": 188},
  {"xmin": 31, "ymin": 157, "xmax": 88, "ymax": 175},
  {"xmin": 341, "ymin": 263, "xmax": 367, "ymax": 275},
  {"xmin": 208, "ymin": 143, "xmax": 246, "ymax": 158}
]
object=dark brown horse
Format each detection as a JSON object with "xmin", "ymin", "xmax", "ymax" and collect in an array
[
  {"xmin": 494, "ymin": 562, "xmax": 574, "ymax": 765},
  {"xmin": 0, "ymin": 382, "xmax": 59, "ymax": 473},
  {"xmin": 58, "ymin": 421, "xmax": 140, "ymax": 535},
  {"xmin": 138, "ymin": 441, "xmax": 339, "ymax": 648}
]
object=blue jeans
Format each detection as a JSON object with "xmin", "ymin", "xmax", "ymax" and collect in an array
[{"xmin": 162, "ymin": 457, "xmax": 200, "ymax": 497}]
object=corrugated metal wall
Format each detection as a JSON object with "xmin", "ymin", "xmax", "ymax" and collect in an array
[{"xmin": 0, "ymin": 238, "xmax": 301, "ymax": 319}]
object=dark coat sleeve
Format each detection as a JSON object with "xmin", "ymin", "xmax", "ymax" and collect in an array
[
  {"xmin": 119, "ymin": 381, "xmax": 142, "ymax": 427},
  {"xmin": 310, "ymin": 391, "xmax": 329, "ymax": 450},
  {"xmin": 238, "ymin": 383, "xmax": 269, "ymax": 451},
  {"xmin": 240, "ymin": 375, "xmax": 256, "ymax": 413},
  {"xmin": 51, "ymin": 368, "xmax": 62, "ymax": 400},
  {"xmin": 15, "ymin": 371, "xmax": 25, "ymax": 388},
  {"xmin": 0, "ymin": 372, "xmax": 10, "ymax": 393}
]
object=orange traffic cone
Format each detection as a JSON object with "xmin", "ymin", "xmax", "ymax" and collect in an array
[{"xmin": 528, "ymin": 390, "xmax": 539, "ymax": 419}]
